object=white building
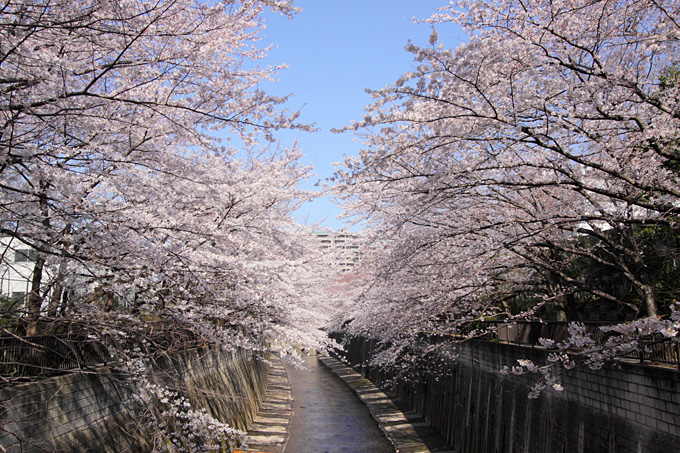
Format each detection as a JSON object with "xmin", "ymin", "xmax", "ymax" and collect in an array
[
  {"xmin": 0, "ymin": 237, "xmax": 109, "ymax": 312},
  {"xmin": 0, "ymin": 237, "xmax": 38, "ymax": 303},
  {"xmin": 313, "ymin": 229, "xmax": 362, "ymax": 272}
]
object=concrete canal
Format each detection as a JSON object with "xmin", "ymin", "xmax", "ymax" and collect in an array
[{"xmin": 284, "ymin": 355, "xmax": 395, "ymax": 453}]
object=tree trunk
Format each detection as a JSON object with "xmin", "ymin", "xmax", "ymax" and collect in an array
[
  {"xmin": 47, "ymin": 281, "xmax": 63, "ymax": 318},
  {"xmin": 565, "ymin": 293, "xmax": 580, "ymax": 321},
  {"xmin": 641, "ymin": 285, "xmax": 658, "ymax": 317},
  {"xmin": 554, "ymin": 302, "xmax": 568, "ymax": 321},
  {"xmin": 59, "ymin": 289, "xmax": 70, "ymax": 316},
  {"xmin": 25, "ymin": 256, "xmax": 45, "ymax": 336},
  {"xmin": 27, "ymin": 180, "xmax": 51, "ymax": 336}
]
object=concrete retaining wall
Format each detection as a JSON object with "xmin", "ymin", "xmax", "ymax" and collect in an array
[
  {"xmin": 339, "ymin": 336, "xmax": 680, "ymax": 453},
  {"xmin": 0, "ymin": 347, "xmax": 269, "ymax": 452}
]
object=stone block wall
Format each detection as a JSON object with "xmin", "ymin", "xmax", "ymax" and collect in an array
[
  {"xmin": 0, "ymin": 347, "xmax": 269, "ymax": 452},
  {"xmin": 339, "ymin": 337, "xmax": 680, "ymax": 453}
]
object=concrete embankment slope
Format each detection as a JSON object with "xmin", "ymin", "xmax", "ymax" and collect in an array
[
  {"xmin": 0, "ymin": 347, "xmax": 269, "ymax": 452},
  {"xmin": 339, "ymin": 336, "xmax": 680, "ymax": 453}
]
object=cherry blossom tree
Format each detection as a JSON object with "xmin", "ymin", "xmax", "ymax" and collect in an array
[
  {"xmin": 0, "ymin": 0, "xmax": 335, "ymax": 448},
  {"xmin": 0, "ymin": 0, "xmax": 316, "ymax": 332},
  {"xmin": 332, "ymin": 0, "xmax": 680, "ymax": 383}
]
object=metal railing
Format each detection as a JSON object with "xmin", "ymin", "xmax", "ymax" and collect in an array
[
  {"xmin": 474, "ymin": 320, "xmax": 680, "ymax": 370},
  {"xmin": 0, "ymin": 335, "xmax": 110, "ymax": 379},
  {"xmin": 0, "ymin": 323, "xmax": 212, "ymax": 383}
]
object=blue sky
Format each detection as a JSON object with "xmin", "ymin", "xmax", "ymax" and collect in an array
[{"xmin": 260, "ymin": 1, "xmax": 466, "ymax": 231}]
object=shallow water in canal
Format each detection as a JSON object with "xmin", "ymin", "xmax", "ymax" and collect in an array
[{"xmin": 284, "ymin": 355, "xmax": 395, "ymax": 453}]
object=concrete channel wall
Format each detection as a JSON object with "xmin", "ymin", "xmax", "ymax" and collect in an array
[
  {"xmin": 338, "ymin": 336, "xmax": 680, "ymax": 453},
  {"xmin": 0, "ymin": 347, "xmax": 269, "ymax": 452}
]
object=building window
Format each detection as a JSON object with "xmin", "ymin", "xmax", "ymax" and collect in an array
[{"xmin": 14, "ymin": 249, "xmax": 36, "ymax": 263}]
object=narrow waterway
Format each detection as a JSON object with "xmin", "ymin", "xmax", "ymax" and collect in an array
[{"xmin": 284, "ymin": 355, "xmax": 395, "ymax": 453}]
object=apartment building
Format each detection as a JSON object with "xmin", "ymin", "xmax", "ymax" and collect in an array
[
  {"xmin": 313, "ymin": 229, "xmax": 362, "ymax": 272},
  {"xmin": 0, "ymin": 237, "xmax": 39, "ymax": 303}
]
